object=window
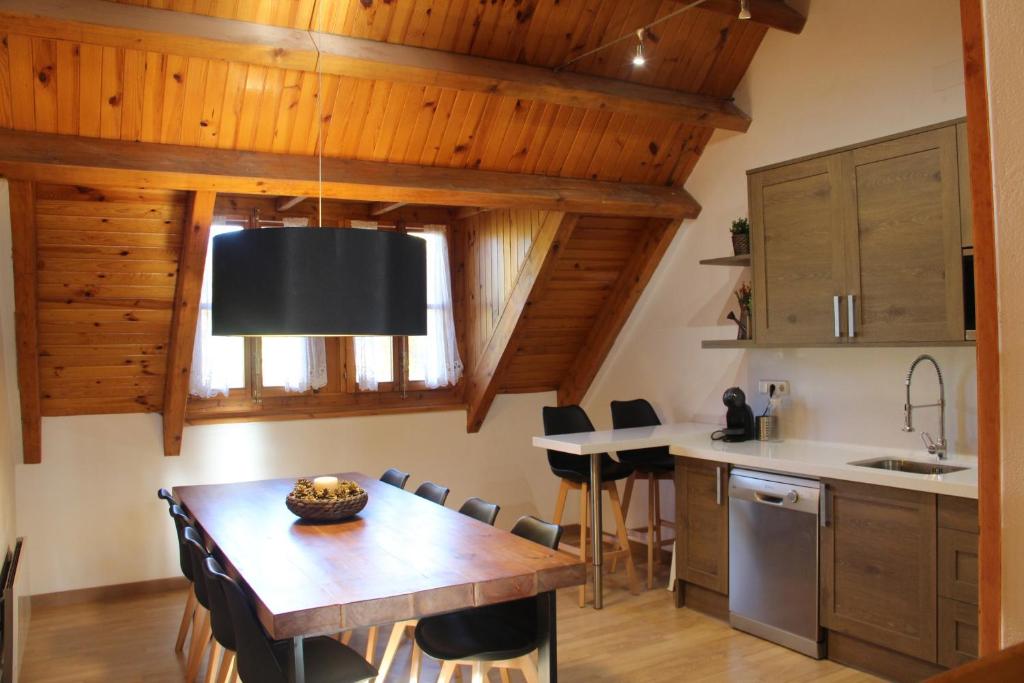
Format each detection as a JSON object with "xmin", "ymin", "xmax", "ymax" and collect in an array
[{"xmin": 190, "ymin": 224, "xmax": 245, "ymax": 398}]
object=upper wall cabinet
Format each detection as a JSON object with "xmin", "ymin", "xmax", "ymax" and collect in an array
[{"xmin": 748, "ymin": 120, "xmax": 970, "ymax": 347}]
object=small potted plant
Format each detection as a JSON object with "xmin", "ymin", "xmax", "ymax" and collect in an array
[
  {"xmin": 731, "ymin": 217, "xmax": 750, "ymax": 256},
  {"xmin": 727, "ymin": 283, "xmax": 753, "ymax": 340}
]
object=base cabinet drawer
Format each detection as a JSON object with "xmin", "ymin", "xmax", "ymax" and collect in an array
[
  {"xmin": 938, "ymin": 527, "xmax": 978, "ymax": 605},
  {"xmin": 939, "ymin": 597, "xmax": 979, "ymax": 667}
]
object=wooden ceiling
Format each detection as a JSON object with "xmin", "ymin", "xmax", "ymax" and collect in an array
[{"xmin": 0, "ymin": 0, "xmax": 803, "ymax": 461}]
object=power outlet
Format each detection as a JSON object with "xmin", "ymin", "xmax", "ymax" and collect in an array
[{"xmin": 758, "ymin": 380, "xmax": 789, "ymax": 396}]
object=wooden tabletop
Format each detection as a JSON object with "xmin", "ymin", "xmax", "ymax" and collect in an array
[{"xmin": 174, "ymin": 473, "xmax": 585, "ymax": 639}]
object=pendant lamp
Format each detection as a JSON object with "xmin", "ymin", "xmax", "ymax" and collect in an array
[{"xmin": 211, "ymin": 228, "xmax": 426, "ymax": 336}]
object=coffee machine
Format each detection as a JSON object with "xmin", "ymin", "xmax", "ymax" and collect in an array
[{"xmin": 712, "ymin": 386, "xmax": 755, "ymax": 442}]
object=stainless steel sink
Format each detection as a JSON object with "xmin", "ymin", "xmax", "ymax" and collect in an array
[{"xmin": 849, "ymin": 458, "xmax": 967, "ymax": 475}]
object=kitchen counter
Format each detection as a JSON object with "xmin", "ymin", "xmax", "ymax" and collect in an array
[{"xmin": 533, "ymin": 422, "xmax": 977, "ymax": 498}]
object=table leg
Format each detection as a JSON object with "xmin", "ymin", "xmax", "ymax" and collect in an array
[
  {"xmin": 288, "ymin": 636, "xmax": 305, "ymax": 683},
  {"xmin": 590, "ymin": 452, "xmax": 603, "ymax": 610},
  {"xmin": 536, "ymin": 590, "xmax": 557, "ymax": 683}
]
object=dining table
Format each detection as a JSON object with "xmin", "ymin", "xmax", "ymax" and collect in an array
[{"xmin": 174, "ymin": 473, "xmax": 586, "ymax": 683}]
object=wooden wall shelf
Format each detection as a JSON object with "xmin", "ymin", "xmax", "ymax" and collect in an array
[
  {"xmin": 701, "ymin": 339, "xmax": 975, "ymax": 350},
  {"xmin": 699, "ymin": 255, "xmax": 751, "ymax": 267},
  {"xmin": 701, "ymin": 340, "xmax": 756, "ymax": 349}
]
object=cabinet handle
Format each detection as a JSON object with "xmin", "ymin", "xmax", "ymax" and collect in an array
[
  {"xmin": 819, "ymin": 483, "xmax": 830, "ymax": 527},
  {"xmin": 833, "ymin": 295, "xmax": 841, "ymax": 338},
  {"xmin": 847, "ymin": 294, "xmax": 856, "ymax": 338},
  {"xmin": 715, "ymin": 466, "xmax": 723, "ymax": 506}
]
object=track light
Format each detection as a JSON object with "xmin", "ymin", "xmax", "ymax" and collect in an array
[
  {"xmin": 738, "ymin": 0, "xmax": 752, "ymax": 20},
  {"xmin": 632, "ymin": 29, "xmax": 646, "ymax": 67}
]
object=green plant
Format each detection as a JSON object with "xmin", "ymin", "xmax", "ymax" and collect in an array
[
  {"xmin": 731, "ymin": 217, "xmax": 750, "ymax": 235},
  {"xmin": 735, "ymin": 282, "xmax": 752, "ymax": 310}
]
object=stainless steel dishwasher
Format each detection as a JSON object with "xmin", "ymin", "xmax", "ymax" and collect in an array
[{"xmin": 728, "ymin": 468, "xmax": 824, "ymax": 659}]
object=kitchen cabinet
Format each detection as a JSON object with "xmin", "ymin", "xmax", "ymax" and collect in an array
[
  {"xmin": 937, "ymin": 495, "xmax": 979, "ymax": 667},
  {"xmin": 748, "ymin": 120, "xmax": 969, "ymax": 346},
  {"xmin": 675, "ymin": 457, "xmax": 729, "ymax": 595},
  {"xmin": 957, "ymin": 121, "xmax": 973, "ymax": 247},
  {"xmin": 819, "ymin": 479, "xmax": 937, "ymax": 662}
]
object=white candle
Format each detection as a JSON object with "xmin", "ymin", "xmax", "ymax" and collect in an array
[{"xmin": 313, "ymin": 476, "xmax": 339, "ymax": 493}]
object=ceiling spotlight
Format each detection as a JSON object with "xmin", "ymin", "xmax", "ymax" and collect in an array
[
  {"xmin": 632, "ymin": 29, "xmax": 646, "ymax": 66},
  {"xmin": 738, "ymin": 0, "xmax": 752, "ymax": 20}
]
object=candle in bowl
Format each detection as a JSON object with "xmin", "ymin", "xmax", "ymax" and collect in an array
[{"xmin": 313, "ymin": 476, "xmax": 339, "ymax": 493}]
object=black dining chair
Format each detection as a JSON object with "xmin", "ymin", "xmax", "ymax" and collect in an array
[
  {"xmin": 158, "ymin": 487, "xmax": 177, "ymax": 508},
  {"xmin": 206, "ymin": 557, "xmax": 378, "ymax": 683},
  {"xmin": 414, "ymin": 516, "xmax": 562, "ymax": 682},
  {"xmin": 414, "ymin": 481, "xmax": 450, "ymax": 506},
  {"xmin": 458, "ymin": 497, "xmax": 500, "ymax": 526},
  {"xmin": 376, "ymin": 495, "xmax": 503, "ymax": 680},
  {"xmin": 200, "ymin": 556, "xmax": 240, "ymax": 683},
  {"xmin": 167, "ymin": 504, "xmax": 198, "ymax": 655},
  {"xmin": 182, "ymin": 526, "xmax": 216, "ymax": 683},
  {"xmin": 611, "ymin": 398, "xmax": 677, "ymax": 589},
  {"xmin": 542, "ymin": 404, "xmax": 639, "ymax": 605},
  {"xmin": 380, "ymin": 468, "xmax": 411, "ymax": 490}
]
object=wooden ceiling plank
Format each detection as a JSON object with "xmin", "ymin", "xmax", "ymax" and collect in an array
[
  {"xmin": 0, "ymin": 129, "xmax": 702, "ymax": 218},
  {"xmin": 0, "ymin": 0, "xmax": 751, "ymax": 131},
  {"xmin": 466, "ymin": 212, "xmax": 579, "ymax": 433},
  {"xmin": 693, "ymin": 0, "xmax": 806, "ymax": 34},
  {"xmin": 162, "ymin": 190, "xmax": 216, "ymax": 456},
  {"xmin": 369, "ymin": 201, "xmax": 408, "ymax": 217},
  {"xmin": 9, "ymin": 180, "xmax": 42, "ymax": 464},
  {"xmin": 557, "ymin": 217, "xmax": 683, "ymax": 406},
  {"xmin": 276, "ymin": 196, "xmax": 308, "ymax": 211}
]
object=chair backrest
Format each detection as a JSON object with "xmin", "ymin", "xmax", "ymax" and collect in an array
[
  {"xmin": 510, "ymin": 515, "xmax": 562, "ymax": 551},
  {"xmin": 157, "ymin": 488, "xmax": 177, "ymax": 508},
  {"xmin": 168, "ymin": 504, "xmax": 194, "ymax": 582},
  {"xmin": 414, "ymin": 481, "xmax": 449, "ymax": 506},
  {"xmin": 182, "ymin": 526, "xmax": 211, "ymax": 609},
  {"xmin": 201, "ymin": 557, "xmax": 236, "ymax": 651},
  {"xmin": 610, "ymin": 398, "xmax": 670, "ymax": 464},
  {"xmin": 542, "ymin": 405, "xmax": 611, "ymax": 477},
  {"xmin": 206, "ymin": 557, "xmax": 287, "ymax": 683},
  {"xmin": 457, "ymin": 497, "xmax": 500, "ymax": 526},
  {"xmin": 380, "ymin": 468, "xmax": 411, "ymax": 490}
]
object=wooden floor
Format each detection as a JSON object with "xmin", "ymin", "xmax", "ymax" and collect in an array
[{"xmin": 21, "ymin": 567, "xmax": 878, "ymax": 683}]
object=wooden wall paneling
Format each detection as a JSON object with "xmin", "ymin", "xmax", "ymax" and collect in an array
[
  {"xmin": 7, "ymin": 33, "xmax": 34, "ymax": 130},
  {"xmin": 959, "ymin": 0, "xmax": 1001, "ymax": 655},
  {"xmin": 0, "ymin": 129, "xmax": 703, "ymax": 217},
  {"xmin": 9, "ymin": 180, "xmax": 42, "ymax": 464},
  {"xmin": 0, "ymin": 28, "xmax": 13, "ymax": 128},
  {"xmin": 161, "ymin": 190, "xmax": 216, "ymax": 456},
  {"xmin": 558, "ymin": 217, "xmax": 683, "ymax": 405},
  {"xmin": 465, "ymin": 212, "xmax": 578, "ymax": 432},
  {"xmin": 30, "ymin": 37, "xmax": 57, "ymax": 133}
]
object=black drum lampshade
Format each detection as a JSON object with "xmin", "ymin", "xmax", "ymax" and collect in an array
[{"xmin": 211, "ymin": 227, "xmax": 427, "ymax": 336}]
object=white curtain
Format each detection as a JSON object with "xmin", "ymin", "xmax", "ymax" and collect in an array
[
  {"xmin": 354, "ymin": 336, "xmax": 392, "ymax": 391},
  {"xmin": 262, "ymin": 336, "xmax": 329, "ymax": 393},
  {"xmin": 414, "ymin": 226, "xmax": 463, "ymax": 388},
  {"xmin": 190, "ymin": 225, "xmax": 244, "ymax": 399}
]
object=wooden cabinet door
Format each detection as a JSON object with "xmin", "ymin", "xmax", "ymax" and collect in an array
[
  {"xmin": 842, "ymin": 126, "xmax": 965, "ymax": 342},
  {"xmin": 751, "ymin": 155, "xmax": 847, "ymax": 344},
  {"xmin": 675, "ymin": 458, "xmax": 728, "ymax": 594},
  {"xmin": 956, "ymin": 121, "xmax": 973, "ymax": 248},
  {"xmin": 820, "ymin": 479, "xmax": 937, "ymax": 662}
]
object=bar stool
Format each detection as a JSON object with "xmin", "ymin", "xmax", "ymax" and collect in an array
[
  {"xmin": 611, "ymin": 399, "xmax": 677, "ymax": 589},
  {"xmin": 543, "ymin": 405, "xmax": 639, "ymax": 606},
  {"xmin": 415, "ymin": 516, "xmax": 562, "ymax": 683},
  {"xmin": 375, "ymin": 497, "xmax": 502, "ymax": 681}
]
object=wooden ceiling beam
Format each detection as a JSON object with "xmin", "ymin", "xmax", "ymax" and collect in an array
[
  {"xmin": 693, "ymin": 0, "xmax": 807, "ymax": 34},
  {"xmin": 370, "ymin": 202, "xmax": 408, "ymax": 217},
  {"xmin": 454, "ymin": 207, "xmax": 490, "ymax": 221},
  {"xmin": 558, "ymin": 218, "xmax": 683, "ymax": 406},
  {"xmin": 9, "ymin": 180, "xmax": 41, "ymax": 464},
  {"xmin": 0, "ymin": 130, "xmax": 702, "ymax": 219},
  {"xmin": 0, "ymin": 0, "xmax": 751, "ymax": 131},
  {"xmin": 466, "ymin": 213, "xmax": 579, "ymax": 433},
  {"xmin": 162, "ymin": 191, "xmax": 217, "ymax": 456},
  {"xmin": 276, "ymin": 196, "xmax": 307, "ymax": 212}
]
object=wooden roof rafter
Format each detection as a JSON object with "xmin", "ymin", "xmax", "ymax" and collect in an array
[
  {"xmin": 0, "ymin": 0, "xmax": 751, "ymax": 132},
  {"xmin": 692, "ymin": 0, "xmax": 807, "ymax": 34}
]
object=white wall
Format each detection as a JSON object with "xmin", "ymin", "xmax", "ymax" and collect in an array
[
  {"xmin": 982, "ymin": 0, "xmax": 1024, "ymax": 648},
  {"xmin": 584, "ymin": 1, "xmax": 975, "ymax": 515}
]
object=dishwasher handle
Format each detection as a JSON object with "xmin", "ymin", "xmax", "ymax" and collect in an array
[{"xmin": 729, "ymin": 473, "xmax": 820, "ymax": 515}]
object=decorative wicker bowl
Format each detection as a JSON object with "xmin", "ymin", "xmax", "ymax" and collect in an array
[{"xmin": 286, "ymin": 490, "xmax": 368, "ymax": 522}]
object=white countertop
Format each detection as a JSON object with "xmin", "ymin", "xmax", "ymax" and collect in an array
[{"xmin": 532, "ymin": 422, "xmax": 978, "ymax": 499}]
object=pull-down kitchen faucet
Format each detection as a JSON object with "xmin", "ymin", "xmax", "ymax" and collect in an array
[{"xmin": 902, "ymin": 354, "xmax": 947, "ymax": 460}]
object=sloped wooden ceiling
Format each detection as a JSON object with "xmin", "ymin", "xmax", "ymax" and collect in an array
[{"xmin": 0, "ymin": 0, "xmax": 803, "ymax": 459}]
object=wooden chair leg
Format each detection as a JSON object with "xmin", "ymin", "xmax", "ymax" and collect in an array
[
  {"xmin": 552, "ymin": 479, "xmax": 569, "ymax": 526},
  {"xmin": 578, "ymin": 481, "xmax": 588, "ymax": 608},
  {"xmin": 408, "ymin": 636, "xmax": 422, "ymax": 683},
  {"xmin": 654, "ymin": 477, "xmax": 664, "ymax": 566},
  {"xmin": 215, "ymin": 650, "xmax": 235, "ymax": 683},
  {"xmin": 499, "ymin": 668, "xmax": 512, "ymax": 683},
  {"xmin": 204, "ymin": 641, "xmax": 223, "ymax": 683},
  {"xmin": 518, "ymin": 654, "xmax": 541, "ymax": 683},
  {"xmin": 647, "ymin": 474, "xmax": 656, "ymax": 590},
  {"xmin": 340, "ymin": 629, "xmax": 353, "ymax": 645},
  {"xmin": 606, "ymin": 483, "xmax": 640, "ymax": 595},
  {"xmin": 175, "ymin": 589, "xmax": 197, "ymax": 653},
  {"xmin": 377, "ymin": 622, "xmax": 406, "ymax": 680},
  {"xmin": 186, "ymin": 608, "xmax": 211, "ymax": 682},
  {"xmin": 438, "ymin": 660, "xmax": 458, "ymax": 683},
  {"xmin": 470, "ymin": 661, "xmax": 489, "ymax": 683},
  {"xmin": 620, "ymin": 471, "xmax": 637, "ymax": 523},
  {"xmin": 365, "ymin": 625, "xmax": 378, "ymax": 661}
]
